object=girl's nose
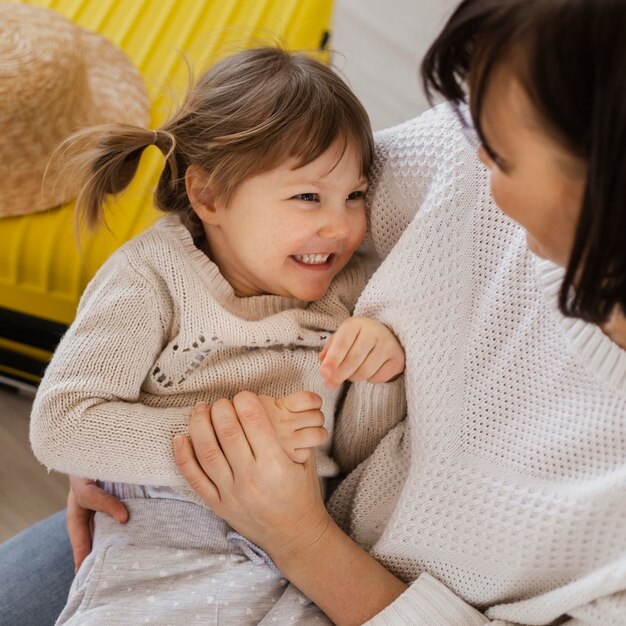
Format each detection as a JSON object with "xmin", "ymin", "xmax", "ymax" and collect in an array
[{"xmin": 319, "ymin": 208, "xmax": 351, "ymax": 240}]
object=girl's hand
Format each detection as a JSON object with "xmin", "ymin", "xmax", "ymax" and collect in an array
[
  {"xmin": 173, "ymin": 394, "xmax": 332, "ymax": 562},
  {"xmin": 319, "ymin": 317, "xmax": 405, "ymax": 389},
  {"xmin": 257, "ymin": 392, "xmax": 328, "ymax": 463},
  {"xmin": 67, "ymin": 475, "xmax": 128, "ymax": 571}
]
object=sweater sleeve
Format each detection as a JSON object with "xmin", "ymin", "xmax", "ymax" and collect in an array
[
  {"xmin": 364, "ymin": 575, "xmax": 626, "ymax": 626},
  {"xmin": 30, "ymin": 250, "xmax": 189, "ymax": 487},
  {"xmin": 367, "ymin": 104, "xmax": 465, "ymax": 260},
  {"xmin": 332, "ymin": 376, "xmax": 406, "ymax": 474},
  {"xmin": 364, "ymin": 573, "xmax": 490, "ymax": 626},
  {"xmin": 566, "ymin": 590, "xmax": 626, "ymax": 625}
]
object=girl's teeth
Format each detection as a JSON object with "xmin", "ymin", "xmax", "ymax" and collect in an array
[{"xmin": 294, "ymin": 254, "xmax": 330, "ymax": 265}]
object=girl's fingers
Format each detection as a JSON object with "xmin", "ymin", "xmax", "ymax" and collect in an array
[
  {"xmin": 289, "ymin": 426, "xmax": 329, "ymax": 450},
  {"xmin": 367, "ymin": 358, "xmax": 404, "ymax": 384},
  {"xmin": 348, "ymin": 349, "xmax": 389, "ymax": 382},
  {"xmin": 173, "ymin": 433, "xmax": 221, "ymax": 506},
  {"xmin": 279, "ymin": 407, "xmax": 325, "ymax": 431},
  {"xmin": 289, "ymin": 448, "xmax": 312, "ymax": 464},
  {"xmin": 319, "ymin": 334, "xmax": 333, "ymax": 362},
  {"xmin": 328, "ymin": 338, "xmax": 377, "ymax": 387},
  {"xmin": 279, "ymin": 391, "xmax": 323, "ymax": 413},
  {"xmin": 319, "ymin": 323, "xmax": 361, "ymax": 380},
  {"xmin": 292, "ymin": 410, "xmax": 326, "ymax": 429}
]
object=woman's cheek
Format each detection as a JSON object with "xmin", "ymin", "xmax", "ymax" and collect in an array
[{"xmin": 488, "ymin": 174, "xmax": 512, "ymax": 220}]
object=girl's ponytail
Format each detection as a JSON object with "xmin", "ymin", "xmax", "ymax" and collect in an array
[
  {"xmin": 74, "ymin": 125, "xmax": 154, "ymax": 230},
  {"xmin": 55, "ymin": 124, "xmax": 174, "ymax": 231}
]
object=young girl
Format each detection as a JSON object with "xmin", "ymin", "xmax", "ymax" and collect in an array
[{"xmin": 30, "ymin": 47, "xmax": 405, "ymax": 624}]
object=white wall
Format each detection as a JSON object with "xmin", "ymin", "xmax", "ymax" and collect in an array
[{"xmin": 332, "ymin": 0, "xmax": 458, "ymax": 130}]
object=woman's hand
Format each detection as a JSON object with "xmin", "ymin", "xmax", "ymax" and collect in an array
[
  {"xmin": 173, "ymin": 394, "xmax": 332, "ymax": 562},
  {"xmin": 66, "ymin": 475, "xmax": 128, "ymax": 571}
]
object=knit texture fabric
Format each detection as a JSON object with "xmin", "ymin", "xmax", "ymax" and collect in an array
[
  {"xmin": 329, "ymin": 104, "xmax": 626, "ymax": 625},
  {"xmin": 30, "ymin": 215, "xmax": 404, "ymax": 495}
]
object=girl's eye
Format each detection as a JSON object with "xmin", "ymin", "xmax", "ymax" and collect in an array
[
  {"xmin": 347, "ymin": 190, "xmax": 366, "ymax": 201},
  {"xmin": 293, "ymin": 193, "xmax": 319, "ymax": 202}
]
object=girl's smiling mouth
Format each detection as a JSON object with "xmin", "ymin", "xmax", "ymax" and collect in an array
[
  {"xmin": 292, "ymin": 253, "xmax": 333, "ymax": 265},
  {"xmin": 291, "ymin": 253, "xmax": 335, "ymax": 269}
]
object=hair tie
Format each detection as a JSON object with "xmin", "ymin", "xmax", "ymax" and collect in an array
[{"xmin": 152, "ymin": 129, "xmax": 158, "ymax": 145}]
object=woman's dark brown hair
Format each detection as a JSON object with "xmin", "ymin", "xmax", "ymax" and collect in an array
[
  {"xmin": 62, "ymin": 47, "xmax": 374, "ymax": 240},
  {"xmin": 422, "ymin": 0, "xmax": 626, "ymax": 325}
]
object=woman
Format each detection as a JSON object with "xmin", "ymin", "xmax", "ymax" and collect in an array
[
  {"xmin": 2, "ymin": 0, "xmax": 625, "ymax": 624},
  {"xmin": 172, "ymin": 0, "xmax": 626, "ymax": 623}
]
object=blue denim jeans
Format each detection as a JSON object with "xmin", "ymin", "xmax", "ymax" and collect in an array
[{"xmin": 0, "ymin": 510, "xmax": 73, "ymax": 626}]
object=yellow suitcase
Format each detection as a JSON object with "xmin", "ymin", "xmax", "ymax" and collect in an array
[{"xmin": 0, "ymin": 0, "xmax": 334, "ymax": 386}]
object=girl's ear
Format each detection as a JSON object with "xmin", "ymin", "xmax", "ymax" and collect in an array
[{"xmin": 185, "ymin": 164, "xmax": 221, "ymax": 225}]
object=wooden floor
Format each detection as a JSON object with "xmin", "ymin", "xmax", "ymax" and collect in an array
[{"xmin": 0, "ymin": 385, "xmax": 67, "ymax": 542}]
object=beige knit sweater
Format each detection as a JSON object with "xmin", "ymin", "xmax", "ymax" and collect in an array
[
  {"xmin": 30, "ymin": 216, "xmax": 405, "ymax": 493},
  {"xmin": 328, "ymin": 104, "xmax": 626, "ymax": 625}
]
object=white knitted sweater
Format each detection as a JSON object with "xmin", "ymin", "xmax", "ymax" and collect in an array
[
  {"xmin": 30, "ymin": 216, "xmax": 405, "ymax": 493},
  {"xmin": 328, "ymin": 105, "xmax": 626, "ymax": 625}
]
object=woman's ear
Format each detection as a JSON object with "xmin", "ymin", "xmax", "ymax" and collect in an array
[{"xmin": 186, "ymin": 164, "xmax": 221, "ymax": 225}]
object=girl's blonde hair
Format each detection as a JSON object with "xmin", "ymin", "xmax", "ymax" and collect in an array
[{"xmin": 67, "ymin": 47, "xmax": 374, "ymax": 237}]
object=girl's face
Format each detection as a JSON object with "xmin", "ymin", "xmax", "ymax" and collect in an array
[
  {"xmin": 192, "ymin": 139, "xmax": 367, "ymax": 301},
  {"xmin": 477, "ymin": 63, "xmax": 587, "ymax": 267}
]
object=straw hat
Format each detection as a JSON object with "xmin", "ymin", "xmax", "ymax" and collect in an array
[{"xmin": 0, "ymin": 3, "xmax": 150, "ymax": 217}]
